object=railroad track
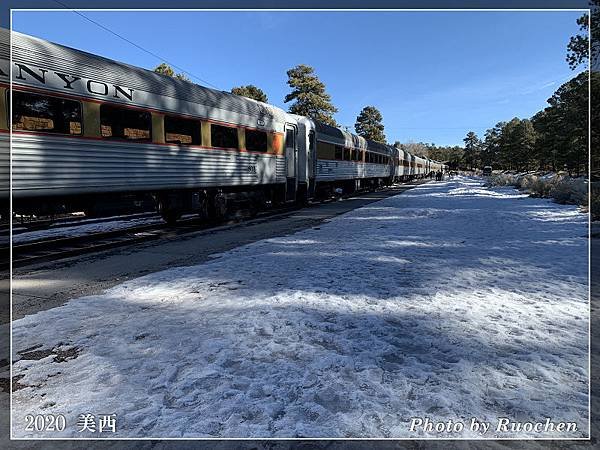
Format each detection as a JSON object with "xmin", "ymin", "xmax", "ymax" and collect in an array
[
  {"xmin": 2, "ymin": 204, "xmax": 305, "ymax": 269},
  {"xmin": 2, "ymin": 182, "xmax": 426, "ymax": 270},
  {"xmin": 1, "ymin": 211, "xmax": 159, "ymax": 236}
]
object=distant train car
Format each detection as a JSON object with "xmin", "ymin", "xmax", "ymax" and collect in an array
[
  {"xmin": 0, "ymin": 28, "xmax": 431, "ymax": 222},
  {"xmin": 392, "ymin": 146, "xmax": 410, "ymax": 182},
  {"xmin": 309, "ymin": 121, "xmax": 394, "ymax": 196},
  {"xmin": 414, "ymin": 155, "xmax": 427, "ymax": 178}
]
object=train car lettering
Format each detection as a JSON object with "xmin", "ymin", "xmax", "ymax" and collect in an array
[
  {"xmin": 113, "ymin": 85, "xmax": 134, "ymax": 101},
  {"xmin": 86, "ymin": 80, "xmax": 109, "ymax": 96},
  {"xmin": 11, "ymin": 62, "xmax": 135, "ymax": 102},
  {"xmin": 54, "ymin": 72, "xmax": 82, "ymax": 89},
  {"xmin": 15, "ymin": 63, "xmax": 47, "ymax": 84}
]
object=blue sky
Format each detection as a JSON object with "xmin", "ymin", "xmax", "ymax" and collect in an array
[{"xmin": 12, "ymin": 10, "xmax": 586, "ymax": 146}]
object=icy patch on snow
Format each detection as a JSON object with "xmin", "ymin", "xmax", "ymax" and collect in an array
[{"xmin": 10, "ymin": 176, "xmax": 588, "ymax": 439}]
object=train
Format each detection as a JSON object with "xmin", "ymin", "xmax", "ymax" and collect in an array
[{"xmin": 0, "ymin": 28, "xmax": 447, "ymax": 223}]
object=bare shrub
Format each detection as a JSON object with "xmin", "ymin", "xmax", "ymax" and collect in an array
[{"xmin": 488, "ymin": 171, "xmax": 588, "ymax": 207}]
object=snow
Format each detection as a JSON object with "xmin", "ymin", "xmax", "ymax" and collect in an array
[
  {"xmin": 8, "ymin": 215, "xmax": 162, "ymax": 245},
  {"xmin": 10, "ymin": 176, "xmax": 589, "ymax": 439}
]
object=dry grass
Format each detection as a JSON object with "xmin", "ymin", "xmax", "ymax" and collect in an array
[{"xmin": 489, "ymin": 172, "xmax": 589, "ymax": 209}]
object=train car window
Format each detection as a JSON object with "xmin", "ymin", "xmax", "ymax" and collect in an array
[
  {"xmin": 343, "ymin": 148, "xmax": 351, "ymax": 161},
  {"xmin": 211, "ymin": 124, "xmax": 239, "ymax": 149},
  {"xmin": 100, "ymin": 104, "xmax": 151, "ymax": 140},
  {"xmin": 12, "ymin": 91, "xmax": 82, "ymax": 135},
  {"xmin": 335, "ymin": 146, "xmax": 343, "ymax": 160},
  {"xmin": 246, "ymin": 129, "xmax": 268, "ymax": 152},
  {"xmin": 286, "ymin": 129, "xmax": 295, "ymax": 149},
  {"xmin": 164, "ymin": 115, "xmax": 201, "ymax": 145},
  {"xmin": 317, "ymin": 141, "xmax": 335, "ymax": 159},
  {"xmin": 355, "ymin": 150, "xmax": 362, "ymax": 161}
]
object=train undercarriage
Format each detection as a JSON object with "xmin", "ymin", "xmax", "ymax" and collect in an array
[{"xmin": 6, "ymin": 173, "xmax": 424, "ymax": 226}]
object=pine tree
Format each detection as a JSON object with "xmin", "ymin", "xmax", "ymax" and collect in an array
[
  {"xmin": 354, "ymin": 106, "xmax": 386, "ymax": 143},
  {"xmin": 153, "ymin": 63, "xmax": 190, "ymax": 82},
  {"xmin": 284, "ymin": 64, "xmax": 338, "ymax": 126},
  {"xmin": 463, "ymin": 131, "xmax": 482, "ymax": 169},
  {"xmin": 482, "ymin": 122, "xmax": 505, "ymax": 168},
  {"xmin": 566, "ymin": 2, "xmax": 599, "ymax": 70},
  {"xmin": 531, "ymin": 110, "xmax": 559, "ymax": 171},
  {"xmin": 545, "ymin": 73, "xmax": 589, "ymax": 174},
  {"xmin": 154, "ymin": 63, "xmax": 175, "ymax": 77},
  {"xmin": 231, "ymin": 85, "xmax": 268, "ymax": 103},
  {"xmin": 175, "ymin": 73, "xmax": 190, "ymax": 82}
]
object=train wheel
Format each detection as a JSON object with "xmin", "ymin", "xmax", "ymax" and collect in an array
[
  {"xmin": 211, "ymin": 193, "xmax": 227, "ymax": 220},
  {"xmin": 197, "ymin": 195, "xmax": 210, "ymax": 220}
]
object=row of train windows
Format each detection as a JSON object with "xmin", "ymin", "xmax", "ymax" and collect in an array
[
  {"xmin": 366, "ymin": 152, "xmax": 390, "ymax": 165},
  {"xmin": 10, "ymin": 91, "xmax": 269, "ymax": 152},
  {"xmin": 324, "ymin": 142, "xmax": 390, "ymax": 164}
]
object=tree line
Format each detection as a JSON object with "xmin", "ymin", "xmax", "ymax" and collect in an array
[
  {"xmin": 151, "ymin": 7, "xmax": 597, "ymax": 174},
  {"xmin": 461, "ymin": 6, "xmax": 598, "ymax": 176},
  {"xmin": 460, "ymin": 71, "xmax": 595, "ymax": 176}
]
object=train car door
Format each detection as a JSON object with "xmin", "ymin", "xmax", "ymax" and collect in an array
[
  {"xmin": 285, "ymin": 124, "xmax": 298, "ymax": 201},
  {"xmin": 308, "ymin": 130, "xmax": 316, "ymax": 197}
]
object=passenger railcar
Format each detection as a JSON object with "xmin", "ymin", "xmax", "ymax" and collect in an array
[
  {"xmin": 0, "ymin": 29, "xmax": 446, "ymax": 222},
  {"xmin": 311, "ymin": 121, "xmax": 394, "ymax": 196}
]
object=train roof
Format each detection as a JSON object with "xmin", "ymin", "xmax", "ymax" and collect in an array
[
  {"xmin": 2, "ymin": 28, "xmax": 429, "ymax": 160},
  {"xmin": 2, "ymin": 28, "xmax": 286, "ymax": 123},
  {"xmin": 314, "ymin": 120, "xmax": 394, "ymax": 155}
]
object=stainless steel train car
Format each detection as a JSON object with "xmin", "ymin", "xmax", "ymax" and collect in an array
[{"xmin": 0, "ymin": 29, "xmax": 446, "ymax": 222}]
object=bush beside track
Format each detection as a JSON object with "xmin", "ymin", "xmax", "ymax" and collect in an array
[{"xmin": 487, "ymin": 171, "xmax": 592, "ymax": 217}]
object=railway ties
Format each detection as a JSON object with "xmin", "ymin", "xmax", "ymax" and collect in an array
[
  {"xmin": 4, "ymin": 223, "xmax": 168, "ymax": 269},
  {"xmin": 3, "ymin": 205, "xmax": 299, "ymax": 269}
]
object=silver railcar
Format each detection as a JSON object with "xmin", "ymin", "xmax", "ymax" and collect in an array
[
  {"xmin": 0, "ymin": 29, "xmax": 296, "ymax": 220},
  {"xmin": 0, "ymin": 28, "xmax": 428, "ymax": 221}
]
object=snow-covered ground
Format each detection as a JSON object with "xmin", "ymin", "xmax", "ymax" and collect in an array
[
  {"xmin": 10, "ymin": 176, "xmax": 589, "ymax": 439},
  {"xmin": 7, "ymin": 215, "xmax": 162, "ymax": 245}
]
